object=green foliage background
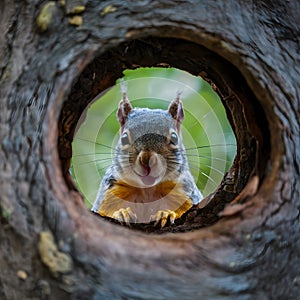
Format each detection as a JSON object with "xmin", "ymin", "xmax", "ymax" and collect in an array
[{"xmin": 72, "ymin": 68, "xmax": 236, "ymax": 208}]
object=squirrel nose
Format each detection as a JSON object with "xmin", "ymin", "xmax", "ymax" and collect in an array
[
  {"xmin": 148, "ymin": 154, "xmax": 158, "ymax": 168},
  {"xmin": 139, "ymin": 151, "xmax": 158, "ymax": 168},
  {"xmin": 139, "ymin": 151, "xmax": 150, "ymax": 168},
  {"xmin": 135, "ymin": 151, "xmax": 165, "ymax": 179}
]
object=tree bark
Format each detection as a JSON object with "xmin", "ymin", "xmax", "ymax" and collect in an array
[{"xmin": 1, "ymin": 0, "xmax": 299, "ymax": 299}]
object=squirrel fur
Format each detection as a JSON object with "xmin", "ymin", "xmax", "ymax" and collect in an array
[{"xmin": 92, "ymin": 87, "xmax": 203, "ymax": 227}]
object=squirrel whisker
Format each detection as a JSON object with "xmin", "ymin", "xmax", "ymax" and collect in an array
[
  {"xmin": 76, "ymin": 137, "xmax": 114, "ymax": 149},
  {"xmin": 76, "ymin": 159, "xmax": 112, "ymax": 167},
  {"xmin": 184, "ymin": 143, "xmax": 236, "ymax": 151},
  {"xmin": 198, "ymin": 171, "xmax": 218, "ymax": 186},
  {"xmin": 185, "ymin": 154, "xmax": 230, "ymax": 162},
  {"xmin": 73, "ymin": 152, "xmax": 113, "ymax": 157},
  {"xmin": 188, "ymin": 163, "xmax": 228, "ymax": 176}
]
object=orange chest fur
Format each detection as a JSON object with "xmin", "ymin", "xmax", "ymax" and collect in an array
[{"xmin": 97, "ymin": 180, "xmax": 193, "ymax": 222}]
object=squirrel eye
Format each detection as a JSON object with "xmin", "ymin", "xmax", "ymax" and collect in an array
[
  {"xmin": 170, "ymin": 132, "xmax": 178, "ymax": 145},
  {"xmin": 121, "ymin": 132, "xmax": 130, "ymax": 146}
]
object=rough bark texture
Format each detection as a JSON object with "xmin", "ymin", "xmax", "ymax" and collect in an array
[{"xmin": 0, "ymin": 0, "xmax": 299, "ymax": 299}]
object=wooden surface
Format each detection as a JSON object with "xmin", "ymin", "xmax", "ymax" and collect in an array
[{"xmin": 0, "ymin": 0, "xmax": 299, "ymax": 298}]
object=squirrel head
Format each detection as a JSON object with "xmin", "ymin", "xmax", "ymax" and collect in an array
[
  {"xmin": 117, "ymin": 89, "xmax": 184, "ymax": 133},
  {"xmin": 115, "ymin": 87, "xmax": 187, "ymax": 188}
]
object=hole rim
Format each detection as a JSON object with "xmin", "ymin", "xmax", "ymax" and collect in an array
[
  {"xmin": 45, "ymin": 36, "xmax": 279, "ymax": 252},
  {"xmin": 52, "ymin": 36, "xmax": 270, "ymax": 234}
]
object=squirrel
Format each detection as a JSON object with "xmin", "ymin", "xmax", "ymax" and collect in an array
[{"xmin": 91, "ymin": 85, "xmax": 203, "ymax": 227}]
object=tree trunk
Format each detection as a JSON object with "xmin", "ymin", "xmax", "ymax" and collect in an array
[{"xmin": 1, "ymin": 0, "xmax": 299, "ymax": 299}]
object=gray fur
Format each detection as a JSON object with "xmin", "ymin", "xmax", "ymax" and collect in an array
[{"xmin": 92, "ymin": 106, "xmax": 203, "ymax": 212}]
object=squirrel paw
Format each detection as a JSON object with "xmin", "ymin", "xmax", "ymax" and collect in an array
[
  {"xmin": 150, "ymin": 210, "xmax": 177, "ymax": 228},
  {"xmin": 112, "ymin": 207, "xmax": 137, "ymax": 225}
]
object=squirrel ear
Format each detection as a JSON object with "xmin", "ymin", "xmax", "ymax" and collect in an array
[
  {"xmin": 168, "ymin": 91, "xmax": 184, "ymax": 123},
  {"xmin": 117, "ymin": 81, "xmax": 132, "ymax": 127}
]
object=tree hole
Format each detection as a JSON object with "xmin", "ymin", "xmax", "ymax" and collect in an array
[{"xmin": 58, "ymin": 37, "xmax": 268, "ymax": 232}]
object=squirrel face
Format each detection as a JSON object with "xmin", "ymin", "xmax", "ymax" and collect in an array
[
  {"xmin": 114, "ymin": 109, "xmax": 185, "ymax": 188},
  {"xmin": 114, "ymin": 90, "xmax": 187, "ymax": 188},
  {"xmin": 91, "ymin": 88, "xmax": 203, "ymax": 226}
]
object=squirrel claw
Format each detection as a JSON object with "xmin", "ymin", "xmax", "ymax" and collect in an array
[
  {"xmin": 112, "ymin": 207, "xmax": 137, "ymax": 225},
  {"xmin": 150, "ymin": 210, "xmax": 177, "ymax": 228}
]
